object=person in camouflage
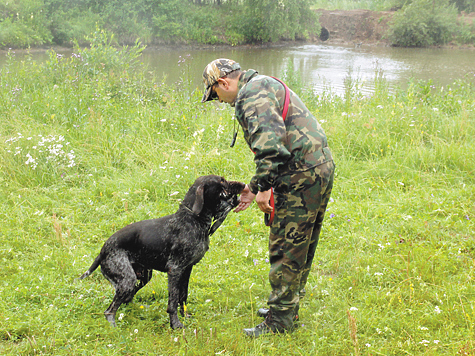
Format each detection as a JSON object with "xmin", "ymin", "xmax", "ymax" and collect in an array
[{"xmin": 201, "ymin": 58, "xmax": 335, "ymax": 337}]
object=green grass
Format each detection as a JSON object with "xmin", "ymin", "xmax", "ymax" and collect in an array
[{"xmin": 1, "ymin": 33, "xmax": 474, "ymax": 355}]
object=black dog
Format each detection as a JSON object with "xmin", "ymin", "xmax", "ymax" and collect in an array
[{"xmin": 79, "ymin": 175, "xmax": 245, "ymax": 329}]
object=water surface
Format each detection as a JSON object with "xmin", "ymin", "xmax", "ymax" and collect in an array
[
  {"xmin": 140, "ymin": 44, "xmax": 475, "ymax": 94},
  {"xmin": 3, "ymin": 43, "xmax": 474, "ymax": 94}
]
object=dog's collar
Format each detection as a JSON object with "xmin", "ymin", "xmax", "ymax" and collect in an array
[
  {"xmin": 180, "ymin": 203, "xmax": 212, "ymax": 224},
  {"xmin": 180, "ymin": 204, "xmax": 197, "ymax": 216}
]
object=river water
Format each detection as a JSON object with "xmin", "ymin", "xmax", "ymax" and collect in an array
[
  {"xmin": 143, "ymin": 43, "xmax": 475, "ymax": 95},
  {"xmin": 4, "ymin": 43, "xmax": 475, "ymax": 95}
]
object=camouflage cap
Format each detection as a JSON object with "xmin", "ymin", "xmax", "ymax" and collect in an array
[{"xmin": 201, "ymin": 58, "xmax": 241, "ymax": 103}]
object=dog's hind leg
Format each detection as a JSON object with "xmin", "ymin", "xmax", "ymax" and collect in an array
[
  {"xmin": 101, "ymin": 253, "xmax": 137, "ymax": 327},
  {"xmin": 178, "ymin": 265, "xmax": 193, "ymax": 317}
]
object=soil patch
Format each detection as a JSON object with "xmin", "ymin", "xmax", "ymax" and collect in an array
[
  {"xmin": 315, "ymin": 9, "xmax": 475, "ymax": 48},
  {"xmin": 316, "ymin": 9, "xmax": 395, "ymax": 46}
]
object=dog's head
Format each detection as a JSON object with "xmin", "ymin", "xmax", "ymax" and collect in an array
[{"xmin": 183, "ymin": 175, "xmax": 245, "ymax": 217}]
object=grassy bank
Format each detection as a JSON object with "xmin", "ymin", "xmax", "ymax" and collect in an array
[{"xmin": 1, "ymin": 34, "xmax": 474, "ymax": 355}]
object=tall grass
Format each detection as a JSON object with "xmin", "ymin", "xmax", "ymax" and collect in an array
[{"xmin": 1, "ymin": 32, "xmax": 474, "ymax": 355}]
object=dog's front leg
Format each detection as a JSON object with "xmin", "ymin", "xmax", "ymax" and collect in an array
[
  {"xmin": 167, "ymin": 268, "xmax": 184, "ymax": 329},
  {"xmin": 178, "ymin": 265, "xmax": 193, "ymax": 317}
]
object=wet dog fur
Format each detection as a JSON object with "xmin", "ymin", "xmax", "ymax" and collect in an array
[{"xmin": 79, "ymin": 175, "xmax": 245, "ymax": 329}]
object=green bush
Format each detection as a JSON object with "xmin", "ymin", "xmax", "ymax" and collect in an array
[
  {"xmin": 391, "ymin": 0, "xmax": 475, "ymax": 12},
  {"xmin": 185, "ymin": 5, "xmax": 221, "ymax": 44},
  {"xmin": 1, "ymin": 0, "xmax": 320, "ymax": 48},
  {"xmin": 454, "ymin": 17, "xmax": 475, "ymax": 44},
  {"xmin": 240, "ymin": 0, "xmax": 318, "ymax": 42},
  {"xmin": 313, "ymin": 0, "xmax": 394, "ymax": 11},
  {"xmin": 48, "ymin": 10, "xmax": 102, "ymax": 46},
  {"xmin": 0, "ymin": 0, "xmax": 52, "ymax": 47},
  {"xmin": 449, "ymin": 0, "xmax": 474, "ymax": 12},
  {"xmin": 388, "ymin": 0, "xmax": 458, "ymax": 47}
]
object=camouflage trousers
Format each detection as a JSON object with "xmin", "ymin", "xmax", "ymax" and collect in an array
[{"xmin": 267, "ymin": 160, "xmax": 335, "ymax": 318}]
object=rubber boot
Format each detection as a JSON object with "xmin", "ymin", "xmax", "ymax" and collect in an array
[
  {"xmin": 257, "ymin": 304, "xmax": 300, "ymax": 323},
  {"xmin": 243, "ymin": 309, "xmax": 295, "ymax": 337}
]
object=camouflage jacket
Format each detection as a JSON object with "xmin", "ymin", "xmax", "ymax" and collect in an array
[{"xmin": 235, "ymin": 69, "xmax": 333, "ymax": 194}]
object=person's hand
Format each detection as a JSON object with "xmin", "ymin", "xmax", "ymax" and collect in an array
[
  {"xmin": 234, "ymin": 184, "xmax": 255, "ymax": 212},
  {"xmin": 256, "ymin": 189, "xmax": 273, "ymax": 214}
]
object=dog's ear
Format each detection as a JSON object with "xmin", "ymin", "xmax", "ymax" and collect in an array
[{"xmin": 192, "ymin": 184, "xmax": 205, "ymax": 215}]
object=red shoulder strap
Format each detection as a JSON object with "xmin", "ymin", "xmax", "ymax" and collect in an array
[
  {"xmin": 250, "ymin": 77, "xmax": 290, "ymax": 225},
  {"xmin": 265, "ymin": 77, "xmax": 289, "ymax": 227},
  {"xmin": 271, "ymin": 76, "xmax": 290, "ymax": 121},
  {"xmin": 250, "ymin": 77, "xmax": 290, "ymax": 154}
]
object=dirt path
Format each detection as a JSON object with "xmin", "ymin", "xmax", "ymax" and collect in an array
[{"xmin": 315, "ymin": 9, "xmax": 475, "ymax": 47}]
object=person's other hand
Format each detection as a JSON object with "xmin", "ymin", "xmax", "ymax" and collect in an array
[
  {"xmin": 256, "ymin": 189, "xmax": 273, "ymax": 214},
  {"xmin": 234, "ymin": 184, "xmax": 255, "ymax": 212}
]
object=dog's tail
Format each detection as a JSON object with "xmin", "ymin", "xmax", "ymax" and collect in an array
[{"xmin": 78, "ymin": 253, "xmax": 103, "ymax": 280}]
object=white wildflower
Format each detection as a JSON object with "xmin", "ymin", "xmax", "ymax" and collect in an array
[{"xmin": 193, "ymin": 128, "xmax": 205, "ymax": 137}]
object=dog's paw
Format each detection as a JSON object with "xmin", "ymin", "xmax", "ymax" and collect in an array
[
  {"xmin": 170, "ymin": 321, "xmax": 184, "ymax": 329},
  {"xmin": 169, "ymin": 314, "xmax": 184, "ymax": 329},
  {"xmin": 104, "ymin": 313, "xmax": 117, "ymax": 327}
]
